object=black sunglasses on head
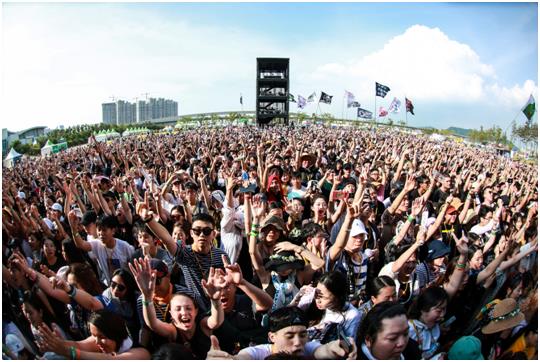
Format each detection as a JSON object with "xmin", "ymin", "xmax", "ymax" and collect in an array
[{"xmin": 191, "ymin": 227, "xmax": 213, "ymax": 236}]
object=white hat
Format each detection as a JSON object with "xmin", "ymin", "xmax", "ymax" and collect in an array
[
  {"xmin": 72, "ymin": 208, "xmax": 83, "ymax": 219},
  {"xmin": 350, "ymin": 219, "xmax": 368, "ymax": 237},
  {"xmin": 51, "ymin": 203, "xmax": 63, "ymax": 212},
  {"xmin": 211, "ymin": 190, "xmax": 225, "ymax": 205},
  {"xmin": 5, "ymin": 334, "xmax": 24, "ymax": 356},
  {"xmin": 17, "ymin": 191, "xmax": 26, "ymax": 199}
]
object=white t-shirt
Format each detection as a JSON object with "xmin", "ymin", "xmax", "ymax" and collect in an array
[
  {"xmin": 379, "ymin": 262, "xmax": 420, "ymax": 297},
  {"xmin": 239, "ymin": 341, "xmax": 321, "ymax": 360},
  {"xmin": 88, "ymin": 238, "xmax": 134, "ymax": 285}
]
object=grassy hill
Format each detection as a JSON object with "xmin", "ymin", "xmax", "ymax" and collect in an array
[{"xmin": 447, "ymin": 127, "xmax": 472, "ymax": 137}]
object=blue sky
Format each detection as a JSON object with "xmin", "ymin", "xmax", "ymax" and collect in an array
[{"xmin": 1, "ymin": 2, "xmax": 537, "ymax": 132}]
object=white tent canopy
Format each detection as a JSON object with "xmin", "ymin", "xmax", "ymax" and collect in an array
[{"xmin": 4, "ymin": 147, "xmax": 22, "ymax": 168}]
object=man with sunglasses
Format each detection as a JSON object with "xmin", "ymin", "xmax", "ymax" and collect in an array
[{"xmin": 136, "ymin": 203, "xmax": 229, "ymax": 313}]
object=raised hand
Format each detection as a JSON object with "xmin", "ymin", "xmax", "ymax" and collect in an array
[
  {"xmin": 222, "ymin": 254, "xmax": 243, "ymax": 286},
  {"xmin": 345, "ymin": 199, "xmax": 362, "ymax": 219},
  {"xmin": 135, "ymin": 201, "xmax": 154, "ymax": 221},
  {"xmin": 252, "ymin": 194, "xmax": 267, "ymax": 219},
  {"xmin": 404, "ymin": 174, "xmax": 416, "ymax": 192},
  {"xmin": 201, "ymin": 267, "xmax": 228, "ymax": 300},
  {"xmin": 36, "ymin": 323, "xmax": 68, "ymax": 357},
  {"xmin": 128, "ymin": 257, "xmax": 155, "ymax": 299},
  {"xmin": 410, "ymin": 197, "xmax": 425, "ymax": 216},
  {"xmin": 415, "ymin": 225, "xmax": 427, "ymax": 246}
]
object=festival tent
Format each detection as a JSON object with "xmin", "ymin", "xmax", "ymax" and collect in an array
[
  {"xmin": 41, "ymin": 139, "xmax": 68, "ymax": 156},
  {"xmin": 94, "ymin": 129, "xmax": 121, "ymax": 142},
  {"xmin": 122, "ymin": 127, "xmax": 150, "ymax": 137},
  {"xmin": 4, "ymin": 147, "xmax": 22, "ymax": 168}
]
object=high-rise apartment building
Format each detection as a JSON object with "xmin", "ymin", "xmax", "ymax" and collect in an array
[
  {"xmin": 102, "ymin": 97, "xmax": 178, "ymax": 125},
  {"xmin": 138, "ymin": 98, "xmax": 178, "ymax": 122},
  {"xmin": 102, "ymin": 103, "xmax": 117, "ymax": 125}
]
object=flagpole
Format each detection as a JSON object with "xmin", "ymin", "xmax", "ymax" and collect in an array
[
  {"xmin": 374, "ymin": 86, "xmax": 377, "ymax": 125},
  {"xmin": 405, "ymin": 96, "xmax": 408, "ymax": 126},
  {"xmin": 341, "ymin": 92, "xmax": 345, "ymax": 122}
]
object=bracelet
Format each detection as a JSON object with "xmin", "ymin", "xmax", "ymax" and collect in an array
[
  {"xmin": 76, "ymin": 348, "xmax": 81, "ymax": 360},
  {"xmin": 251, "ymin": 223, "xmax": 259, "ymax": 229},
  {"xmin": 250, "ymin": 231, "xmax": 259, "ymax": 238},
  {"xmin": 69, "ymin": 346, "xmax": 76, "ymax": 360},
  {"xmin": 456, "ymin": 263, "xmax": 467, "ymax": 269},
  {"xmin": 142, "ymin": 299, "xmax": 153, "ymax": 306},
  {"xmin": 143, "ymin": 216, "xmax": 153, "ymax": 223},
  {"xmin": 73, "ymin": 232, "xmax": 80, "ymax": 238},
  {"xmin": 407, "ymin": 215, "xmax": 415, "ymax": 223}
]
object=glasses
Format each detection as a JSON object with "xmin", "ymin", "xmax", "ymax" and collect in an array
[
  {"xmin": 110, "ymin": 281, "xmax": 126, "ymax": 292},
  {"xmin": 191, "ymin": 227, "xmax": 213, "ymax": 236}
]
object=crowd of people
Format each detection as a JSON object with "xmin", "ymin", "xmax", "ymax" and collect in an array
[{"xmin": 2, "ymin": 124, "xmax": 538, "ymax": 360}]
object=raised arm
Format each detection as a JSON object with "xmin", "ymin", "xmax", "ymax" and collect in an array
[
  {"xmin": 248, "ymin": 196, "xmax": 268, "ymax": 283},
  {"xmin": 391, "ymin": 227, "xmax": 426, "ymax": 274},
  {"xmin": 135, "ymin": 202, "xmax": 178, "ymax": 256},
  {"xmin": 328, "ymin": 200, "xmax": 361, "ymax": 265},
  {"xmin": 200, "ymin": 268, "xmax": 226, "ymax": 332},
  {"xmin": 68, "ymin": 210, "xmax": 92, "ymax": 252},
  {"xmin": 129, "ymin": 257, "xmax": 176, "ymax": 339},
  {"xmin": 387, "ymin": 174, "xmax": 416, "ymax": 215},
  {"xmin": 443, "ymin": 236, "xmax": 468, "ymax": 299}
]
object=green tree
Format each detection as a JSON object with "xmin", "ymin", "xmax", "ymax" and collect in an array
[{"xmin": 512, "ymin": 122, "xmax": 538, "ymax": 149}]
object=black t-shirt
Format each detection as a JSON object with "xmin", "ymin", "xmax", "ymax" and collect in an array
[{"xmin": 213, "ymin": 294, "xmax": 268, "ymax": 354}]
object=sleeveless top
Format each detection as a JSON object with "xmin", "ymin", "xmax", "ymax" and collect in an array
[{"xmin": 174, "ymin": 323, "xmax": 211, "ymax": 359}]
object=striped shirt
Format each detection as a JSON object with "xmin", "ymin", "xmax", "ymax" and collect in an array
[
  {"xmin": 174, "ymin": 244, "xmax": 229, "ymax": 312},
  {"xmin": 327, "ymin": 250, "xmax": 368, "ymax": 301}
]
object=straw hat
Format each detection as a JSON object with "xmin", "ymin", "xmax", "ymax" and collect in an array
[{"xmin": 481, "ymin": 298, "xmax": 524, "ymax": 335}]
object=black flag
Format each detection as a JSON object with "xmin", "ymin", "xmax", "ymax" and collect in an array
[
  {"xmin": 357, "ymin": 108, "xmax": 373, "ymax": 119},
  {"xmin": 406, "ymin": 97, "xmax": 415, "ymax": 115},
  {"xmin": 375, "ymin": 82, "xmax": 390, "ymax": 98},
  {"xmin": 320, "ymin": 92, "xmax": 333, "ymax": 104}
]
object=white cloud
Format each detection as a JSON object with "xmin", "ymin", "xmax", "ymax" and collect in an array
[{"xmin": 312, "ymin": 25, "xmax": 536, "ymax": 107}]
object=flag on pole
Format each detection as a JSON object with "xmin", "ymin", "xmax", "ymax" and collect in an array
[
  {"xmin": 298, "ymin": 95, "xmax": 307, "ymax": 109},
  {"xmin": 378, "ymin": 107, "xmax": 388, "ymax": 117},
  {"xmin": 307, "ymin": 92, "xmax": 317, "ymax": 103},
  {"xmin": 345, "ymin": 90, "xmax": 356, "ymax": 108},
  {"xmin": 376, "ymin": 82, "xmax": 391, "ymax": 98},
  {"xmin": 288, "ymin": 94, "xmax": 296, "ymax": 103},
  {"xmin": 522, "ymin": 94, "xmax": 536, "ymax": 122},
  {"xmin": 320, "ymin": 92, "xmax": 333, "ymax": 104},
  {"xmin": 405, "ymin": 97, "xmax": 415, "ymax": 115},
  {"xmin": 388, "ymin": 97, "xmax": 401, "ymax": 113},
  {"xmin": 357, "ymin": 108, "xmax": 373, "ymax": 119},
  {"xmin": 350, "ymin": 101, "xmax": 360, "ymax": 108},
  {"xmin": 240, "ymin": 94, "xmax": 243, "ymax": 105}
]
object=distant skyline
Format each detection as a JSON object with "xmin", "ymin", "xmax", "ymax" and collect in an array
[{"xmin": 1, "ymin": 2, "xmax": 537, "ymax": 132}]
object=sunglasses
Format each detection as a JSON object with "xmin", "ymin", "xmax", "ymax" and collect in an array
[
  {"xmin": 110, "ymin": 281, "xmax": 126, "ymax": 292},
  {"xmin": 191, "ymin": 227, "xmax": 213, "ymax": 236}
]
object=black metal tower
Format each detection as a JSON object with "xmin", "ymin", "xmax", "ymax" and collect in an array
[{"xmin": 256, "ymin": 58, "xmax": 289, "ymax": 126}]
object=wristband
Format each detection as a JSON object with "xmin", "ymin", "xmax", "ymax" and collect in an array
[
  {"xmin": 143, "ymin": 216, "xmax": 153, "ymax": 223},
  {"xmin": 250, "ymin": 231, "xmax": 259, "ymax": 238},
  {"xmin": 142, "ymin": 299, "xmax": 153, "ymax": 306},
  {"xmin": 456, "ymin": 263, "xmax": 467, "ymax": 269},
  {"xmin": 76, "ymin": 348, "xmax": 81, "ymax": 360},
  {"xmin": 407, "ymin": 215, "xmax": 415, "ymax": 223},
  {"xmin": 69, "ymin": 346, "xmax": 77, "ymax": 360}
]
